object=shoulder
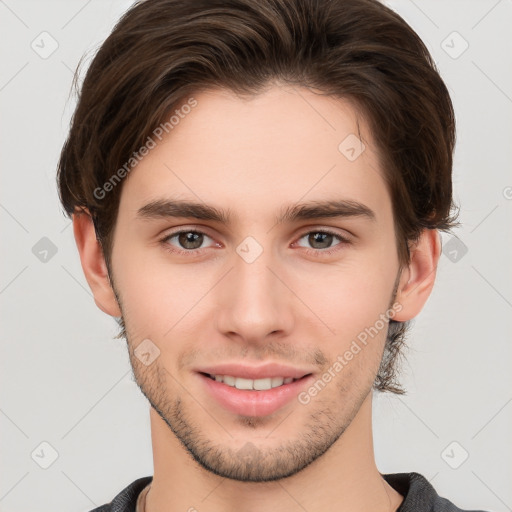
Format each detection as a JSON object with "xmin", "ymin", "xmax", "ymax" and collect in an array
[
  {"xmin": 87, "ymin": 476, "xmax": 153, "ymax": 512},
  {"xmin": 383, "ymin": 472, "xmax": 491, "ymax": 512}
]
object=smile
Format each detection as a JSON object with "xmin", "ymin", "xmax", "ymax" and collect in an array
[{"xmin": 204, "ymin": 374, "xmax": 302, "ymax": 390}]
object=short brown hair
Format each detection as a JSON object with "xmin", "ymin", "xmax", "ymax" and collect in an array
[{"xmin": 57, "ymin": 0, "xmax": 459, "ymax": 394}]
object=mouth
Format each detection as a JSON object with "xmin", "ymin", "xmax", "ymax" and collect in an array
[
  {"xmin": 196, "ymin": 371, "xmax": 314, "ymax": 417},
  {"xmin": 200, "ymin": 372, "xmax": 309, "ymax": 390}
]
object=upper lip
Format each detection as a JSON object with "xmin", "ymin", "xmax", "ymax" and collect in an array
[{"xmin": 195, "ymin": 362, "xmax": 314, "ymax": 380}]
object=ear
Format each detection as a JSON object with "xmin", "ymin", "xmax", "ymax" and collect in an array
[
  {"xmin": 392, "ymin": 229, "xmax": 442, "ymax": 322},
  {"xmin": 72, "ymin": 208, "xmax": 122, "ymax": 317}
]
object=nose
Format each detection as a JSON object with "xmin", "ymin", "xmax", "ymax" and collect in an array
[{"xmin": 214, "ymin": 246, "xmax": 295, "ymax": 345}]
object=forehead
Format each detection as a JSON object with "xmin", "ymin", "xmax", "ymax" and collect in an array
[{"xmin": 118, "ymin": 85, "xmax": 391, "ymax": 226}]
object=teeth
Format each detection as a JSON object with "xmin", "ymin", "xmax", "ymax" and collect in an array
[
  {"xmin": 223, "ymin": 375, "xmax": 236, "ymax": 386},
  {"xmin": 271, "ymin": 377, "xmax": 284, "ymax": 388},
  {"xmin": 235, "ymin": 377, "xmax": 254, "ymax": 390},
  {"xmin": 254, "ymin": 378, "xmax": 273, "ymax": 390},
  {"xmin": 209, "ymin": 374, "xmax": 298, "ymax": 390}
]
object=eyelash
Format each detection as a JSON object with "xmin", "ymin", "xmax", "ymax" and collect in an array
[{"xmin": 159, "ymin": 228, "xmax": 351, "ymax": 258}]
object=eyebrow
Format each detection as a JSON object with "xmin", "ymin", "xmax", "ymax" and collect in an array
[{"xmin": 136, "ymin": 197, "xmax": 376, "ymax": 225}]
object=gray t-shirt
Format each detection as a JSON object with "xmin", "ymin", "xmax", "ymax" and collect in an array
[{"xmin": 88, "ymin": 472, "xmax": 490, "ymax": 512}]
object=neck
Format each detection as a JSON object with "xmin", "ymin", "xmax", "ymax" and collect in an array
[{"xmin": 145, "ymin": 392, "xmax": 403, "ymax": 512}]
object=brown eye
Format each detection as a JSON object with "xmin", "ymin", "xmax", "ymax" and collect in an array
[
  {"xmin": 308, "ymin": 232, "xmax": 335, "ymax": 249},
  {"xmin": 161, "ymin": 230, "xmax": 216, "ymax": 254},
  {"xmin": 293, "ymin": 229, "xmax": 352, "ymax": 257},
  {"xmin": 296, "ymin": 231, "xmax": 342, "ymax": 250},
  {"xmin": 177, "ymin": 231, "xmax": 204, "ymax": 250}
]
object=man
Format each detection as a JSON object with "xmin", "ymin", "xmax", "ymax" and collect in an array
[{"xmin": 57, "ymin": 0, "xmax": 487, "ymax": 510}]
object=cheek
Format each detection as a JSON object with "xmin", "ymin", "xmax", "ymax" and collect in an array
[
  {"xmin": 291, "ymin": 256, "xmax": 395, "ymax": 341},
  {"xmin": 113, "ymin": 230, "xmax": 397, "ymax": 353},
  {"xmin": 113, "ymin": 246, "xmax": 217, "ymax": 340}
]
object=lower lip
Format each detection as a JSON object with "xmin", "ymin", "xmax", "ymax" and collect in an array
[{"xmin": 197, "ymin": 373, "xmax": 314, "ymax": 417}]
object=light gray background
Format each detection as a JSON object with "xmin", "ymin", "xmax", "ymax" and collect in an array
[{"xmin": 1, "ymin": 1, "xmax": 511, "ymax": 511}]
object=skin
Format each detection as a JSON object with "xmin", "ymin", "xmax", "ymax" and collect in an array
[{"xmin": 73, "ymin": 84, "xmax": 441, "ymax": 512}]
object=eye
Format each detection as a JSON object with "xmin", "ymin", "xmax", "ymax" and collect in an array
[
  {"xmin": 160, "ymin": 230, "xmax": 218, "ymax": 255},
  {"xmin": 159, "ymin": 228, "xmax": 351, "ymax": 258},
  {"xmin": 294, "ymin": 229, "xmax": 351, "ymax": 256}
]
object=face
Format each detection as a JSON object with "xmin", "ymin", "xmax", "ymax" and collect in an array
[{"xmin": 108, "ymin": 85, "xmax": 403, "ymax": 482}]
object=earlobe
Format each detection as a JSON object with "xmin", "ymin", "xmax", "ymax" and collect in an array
[
  {"xmin": 72, "ymin": 208, "xmax": 122, "ymax": 317},
  {"xmin": 392, "ymin": 229, "xmax": 442, "ymax": 322}
]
